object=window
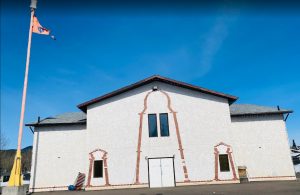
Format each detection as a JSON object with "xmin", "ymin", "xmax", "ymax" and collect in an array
[
  {"xmin": 3, "ymin": 175, "xmax": 10, "ymax": 182},
  {"xmin": 219, "ymin": 154, "xmax": 230, "ymax": 172},
  {"xmin": 148, "ymin": 114, "xmax": 158, "ymax": 137},
  {"xmin": 93, "ymin": 160, "xmax": 103, "ymax": 178},
  {"xmin": 160, "ymin": 113, "xmax": 169, "ymax": 137}
]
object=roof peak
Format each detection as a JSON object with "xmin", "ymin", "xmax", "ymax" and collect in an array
[{"xmin": 77, "ymin": 75, "xmax": 238, "ymax": 112}]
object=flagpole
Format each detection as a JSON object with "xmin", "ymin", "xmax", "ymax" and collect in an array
[{"xmin": 8, "ymin": 0, "xmax": 37, "ymax": 187}]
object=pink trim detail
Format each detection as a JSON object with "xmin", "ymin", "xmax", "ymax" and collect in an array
[
  {"xmin": 226, "ymin": 148, "xmax": 237, "ymax": 180},
  {"xmin": 249, "ymin": 176, "xmax": 295, "ymax": 179},
  {"xmin": 214, "ymin": 142, "xmax": 237, "ymax": 181},
  {"xmin": 214, "ymin": 147, "xmax": 219, "ymax": 181},
  {"xmin": 135, "ymin": 92, "xmax": 151, "ymax": 184},
  {"xmin": 134, "ymin": 90, "xmax": 190, "ymax": 184},
  {"xmin": 87, "ymin": 149, "xmax": 110, "ymax": 187}
]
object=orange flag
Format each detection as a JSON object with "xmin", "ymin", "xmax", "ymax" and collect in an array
[
  {"xmin": 32, "ymin": 16, "xmax": 50, "ymax": 35},
  {"xmin": 32, "ymin": 16, "xmax": 55, "ymax": 39}
]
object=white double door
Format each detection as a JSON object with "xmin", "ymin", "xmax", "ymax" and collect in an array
[{"xmin": 148, "ymin": 158, "xmax": 175, "ymax": 188}]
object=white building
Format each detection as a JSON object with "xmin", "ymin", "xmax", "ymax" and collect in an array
[{"xmin": 26, "ymin": 75, "xmax": 296, "ymax": 192}]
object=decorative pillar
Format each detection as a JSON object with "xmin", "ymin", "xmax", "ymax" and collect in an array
[
  {"xmin": 214, "ymin": 147, "xmax": 220, "ymax": 181},
  {"xmin": 226, "ymin": 148, "xmax": 238, "ymax": 180},
  {"xmin": 86, "ymin": 155, "xmax": 94, "ymax": 187}
]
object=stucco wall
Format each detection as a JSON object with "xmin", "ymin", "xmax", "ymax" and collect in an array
[
  {"xmin": 230, "ymin": 114, "xmax": 295, "ymax": 181},
  {"xmin": 30, "ymin": 125, "xmax": 87, "ymax": 191},
  {"xmin": 86, "ymin": 81, "xmax": 236, "ymax": 186},
  {"xmin": 29, "ymin": 81, "xmax": 296, "ymax": 191}
]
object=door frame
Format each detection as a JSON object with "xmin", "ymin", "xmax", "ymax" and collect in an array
[{"xmin": 147, "ymin": 156, "xmax": 176, "ymax": 188}]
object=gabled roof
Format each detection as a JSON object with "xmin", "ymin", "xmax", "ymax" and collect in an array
[
  {"xmin": 26, "ymin": 104, "xmax": 292, "ymax": 127},
  {"xmin": 230, "ymin": 104, "xmax": 293, "ymax": 116},
  {"xmin": 77, "ymin": 75, "xmax": 238, "ymax": 112},
  {"xmin": 25, "ymin": 112, "xmax": 86, "ymax": 127}
]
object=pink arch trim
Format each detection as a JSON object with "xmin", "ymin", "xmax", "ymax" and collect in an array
[
  {"xmin": 214, "ymin": 142, "xmax": 238, "ymax": 181},
  {"xmin": 87, "ymin": 148, "xmax": 110, "ymax": 186},
  {"xmin": 134, "ymin": 90, "xmax": 190, "ymax": 184}
]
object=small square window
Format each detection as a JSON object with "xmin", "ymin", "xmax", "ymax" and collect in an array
[
  {"xmin": 219, "ymin": 154, "xmax": 230, "ymax": 172},
  {"xmin": 93, "ymin": 160, "xmax": 103, "ymax": 178}
]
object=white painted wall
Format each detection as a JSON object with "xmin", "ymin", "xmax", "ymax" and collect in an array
[
  {"xmin": 230, "ymin": 114, "xmax": 295, "ymax": 180},
  {"xmin": 30, "ymin": 80, "xmax": 295, "ymax": 191},
  {"xmin": 87, "ymin": 81, "xmax": 235, "ymax": 186},
  {"xmin": 29, "ymin": 125, "xmax": 87, "ymax": 191}
]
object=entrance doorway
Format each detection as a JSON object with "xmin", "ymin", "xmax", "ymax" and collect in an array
[{"xmin": 148, "ymin": 157, "xmax": 175, "ymax": 188}]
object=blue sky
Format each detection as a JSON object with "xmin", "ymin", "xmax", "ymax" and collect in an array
[{"xmin": 1, "ymin": 1, "xmax": 300, "ymax": 149}]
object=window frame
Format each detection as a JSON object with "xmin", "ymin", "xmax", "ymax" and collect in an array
[
  {"xmin": 159, "ymin": 113, "xmax": 170, "ymax": 137},
  {"xmin": 93, "ymin": 160, "xmax": 103, "ymax": 178},
  {"xmin": 219, "ymin": 154, "xmax": 230, "ymax": 172},
  {"xmin": 148, "ymin": 114, "xmax": 158, "ymax": 137}
]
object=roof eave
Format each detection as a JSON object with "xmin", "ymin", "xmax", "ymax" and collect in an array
[
  {"xmin": 25, "ymin": 121, "xmax": 86, "ymax": 127},
  {"xmin": 230, "ymin": 110, "xmax": 293, "ymax": 116}
]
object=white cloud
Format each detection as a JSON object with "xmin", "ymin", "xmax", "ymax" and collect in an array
[
  {"xmin": 134, "ymin": 10, "xmax": 239, "ymax": 80},
  {"xmin": 197, "ymin": 15, "xmax": 233, "ymax": 77}
]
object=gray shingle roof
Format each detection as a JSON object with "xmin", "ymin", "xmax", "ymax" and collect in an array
[
  {"xmin": 26, "ymin": 104, "xmax": 292, "ymax": 127},
  {"xmin": 230, "ymin": 104, "xmax": 293, "ymax": 116},
  {"xmin": 26, "ymin": 112, "xmax": 86, "ymax": 127}
]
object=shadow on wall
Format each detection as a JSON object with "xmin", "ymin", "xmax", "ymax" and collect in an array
[
  {"xmin": 231, "ymin": 114, "xmax": 284, "ymax": 123},
  {"xmin": 36, "ymin": 125, "xmax": 86, "ymax": 132},
  {"xmin": 31, "ymin": 131, "xmax": 39, "ymax": 191}
]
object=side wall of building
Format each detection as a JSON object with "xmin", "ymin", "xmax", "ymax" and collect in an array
[
  {"xmin": 29, "ymin": 125, "xmax": 87, "ymax": 192},
  {"xmin": 230, "ymin": 114, "xmax": 295, "ymax": 181}
]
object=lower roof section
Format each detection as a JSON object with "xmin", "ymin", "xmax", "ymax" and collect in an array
[
  {"xmin": 25, "ymin": 104, "xmax": 292, "ymax": 127},
  {"xmin": 230, "ymin": 104, "xmax": 292, "ymax": 116},
  {"xmin": 26, "ymin": 112, "xmax": 86, "ymax": 127}
]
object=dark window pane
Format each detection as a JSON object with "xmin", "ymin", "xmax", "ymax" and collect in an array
[
  {"xmin": 148, "ymin": 114, "xmax": 158, "ymax": 137},
  {"xmin": 160, "ymin": 113, "xmax": 169, "ymax": 137},
  {"xmin": 219, "ymin": 154, "xmax": 230, "ymax": 172},
  {"xmin": 3, "ymin": 175, "xmax": 10, "ymax": 182},
  {"xmin": 23, "ymin": 173, "xmax": 30, "ymax": 181},
  {"xmin": 93, "ymin": 160, "xmax": 103, "ymax": 178}
]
